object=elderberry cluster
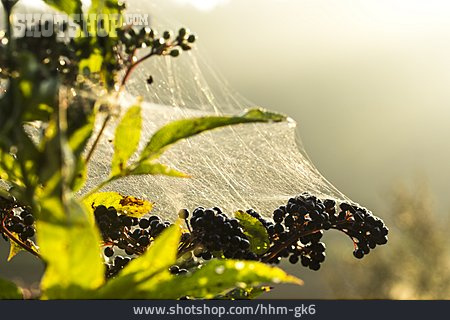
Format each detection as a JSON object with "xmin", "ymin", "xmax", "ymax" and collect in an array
[
  {"xmin": 259, "ymin": 193, "xmax": 388, "ymax": 270},
  {"xmin": 183, "ymin": 207, "xmax": 255, "ymax": 260},
  {"xmin": 4, "ymin": 210, "xmax": 36, "ymax": 242},
  {"xmin": 117, "ymin": 26, "xmax": 196, "ymax": 58},
  {"xmin": 101, "ymin": 193, "xmax": 388, "ymax": 278},
  {"xmin": 1, "ymin": 191, "xmax": 389, "ymax": 280},
  {"xmin": 0, "ymin": 196, "xmax": 36, "ymax": 247},
  {"xmin": 93, "ymin": 205, "xmax": 172, "ymax": 278},
  {"xmin": 338, "ymin": 203, "xmax": 389, "ymax": 259},
  {"xmin": 174, "ymin": 194, "xmax": 388, "ymax": 272},
  {"xmin": 114, "ymin": 25, "xmax": 196, "ymax": 87}
]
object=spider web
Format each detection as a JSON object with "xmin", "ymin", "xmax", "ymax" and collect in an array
[{"xmin": 81, "ymin": 1, "xmax": 356, "ymax": 219}]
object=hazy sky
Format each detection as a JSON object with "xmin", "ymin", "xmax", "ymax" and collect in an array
[{"xmin": 143, "ymin": 0, "xmax": 450, "ymax": 215}]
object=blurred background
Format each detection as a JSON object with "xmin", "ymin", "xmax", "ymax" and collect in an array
[{"xmin": 1, "ymin": 0, "xmax": 450, "ymax": 299}]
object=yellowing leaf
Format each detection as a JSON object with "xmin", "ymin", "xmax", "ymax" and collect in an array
[
  {"xmin": 118, "ymin": 195, "xmax": 153, "ymax": 217},
  {"xmin": 7, "ymin": 234, "xmax": 25, "ymax": 262},
  {"xmin": 83, "ymin": 191, "xmax": 153, "ymax": 218}
]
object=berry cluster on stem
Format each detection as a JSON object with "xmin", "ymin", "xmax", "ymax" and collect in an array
[{"xmin": 1, "ymin": 192, "xmax": 388, "ymax": 278}]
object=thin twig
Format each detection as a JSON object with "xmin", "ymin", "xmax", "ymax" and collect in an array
[
  {"xmin": 85, "ymin": 114, "xmax": 111, "ymax": 164},
  {"xmin": 120, "ymin": 51, "xmax": 155, "ymax": 88},
  {"xmin": 119, "ymin": 39, "xmax": 180, "ymax": 89},
  {"xmin": 262, "ymin": 231, "xmax": 301, "ymax": 263},
  {"xmin": 261, "ymin": 220, "xmax": 351, "ymax": 263}
]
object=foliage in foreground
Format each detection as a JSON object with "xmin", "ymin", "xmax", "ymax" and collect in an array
[{"xmin": 0, "ymin": 0, "xmax": 388, "ymax": 299}]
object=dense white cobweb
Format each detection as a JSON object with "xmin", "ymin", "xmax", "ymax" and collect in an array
[{"xmin": 82, "ymin": 1, "xmax": 353, "ymax": 219}]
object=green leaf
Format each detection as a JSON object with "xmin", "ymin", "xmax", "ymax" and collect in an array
[
  {"xmin": 37, "ymin": 118, "xmax": 63, "ymax": 188},
  {"xmin": 68, "ymin": 114, "xmax": 95, "ymax": 156},
  {"xmin": 43, "ymin": 0, "xmax": 83, "ymax": 16},
  {"xmin": 0, "ymin": 278, "xmax": 23, "ymax": 300},
  {"xmin": 129, "ymin": 161, "xmax": 189, "ymax": 178},
  {"xmin": 82, "ymin": 191, "xmax": 153, "ymax": 218},
  {"xmin": 134, "ymin": 259, "xmax": 302, "ymax": 299},
  {"xmin": 235, "ymin": 210, "xmax": 270, "ymax": 255},
  {"xmin": 71, "ymin": 159, "xmax": 87, "ymax": 192},
  {"xmin": 4, "ymin": 53, "xmax": 58, "ymax": 124},
  {"xmin": 0, "ymin": 149, "xmax": 24, "ymax": 186},
  {"xmin": 97, "ymin": 223, "xmax": 182, "ymax": 299},
  {"xmin": 111, "ymin": 105, "xmax": 142, "ymax": 177},
  {"xmin": 139, "ymin": 108, "xmax": 286, "ymax": 160},
  {"xmin": 68, "ymin": 114, "xmax": 95, "ymax": 192},
  {"xmin": 37, "ymin": 197, "xmax": 105, "ymax": 299}
]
